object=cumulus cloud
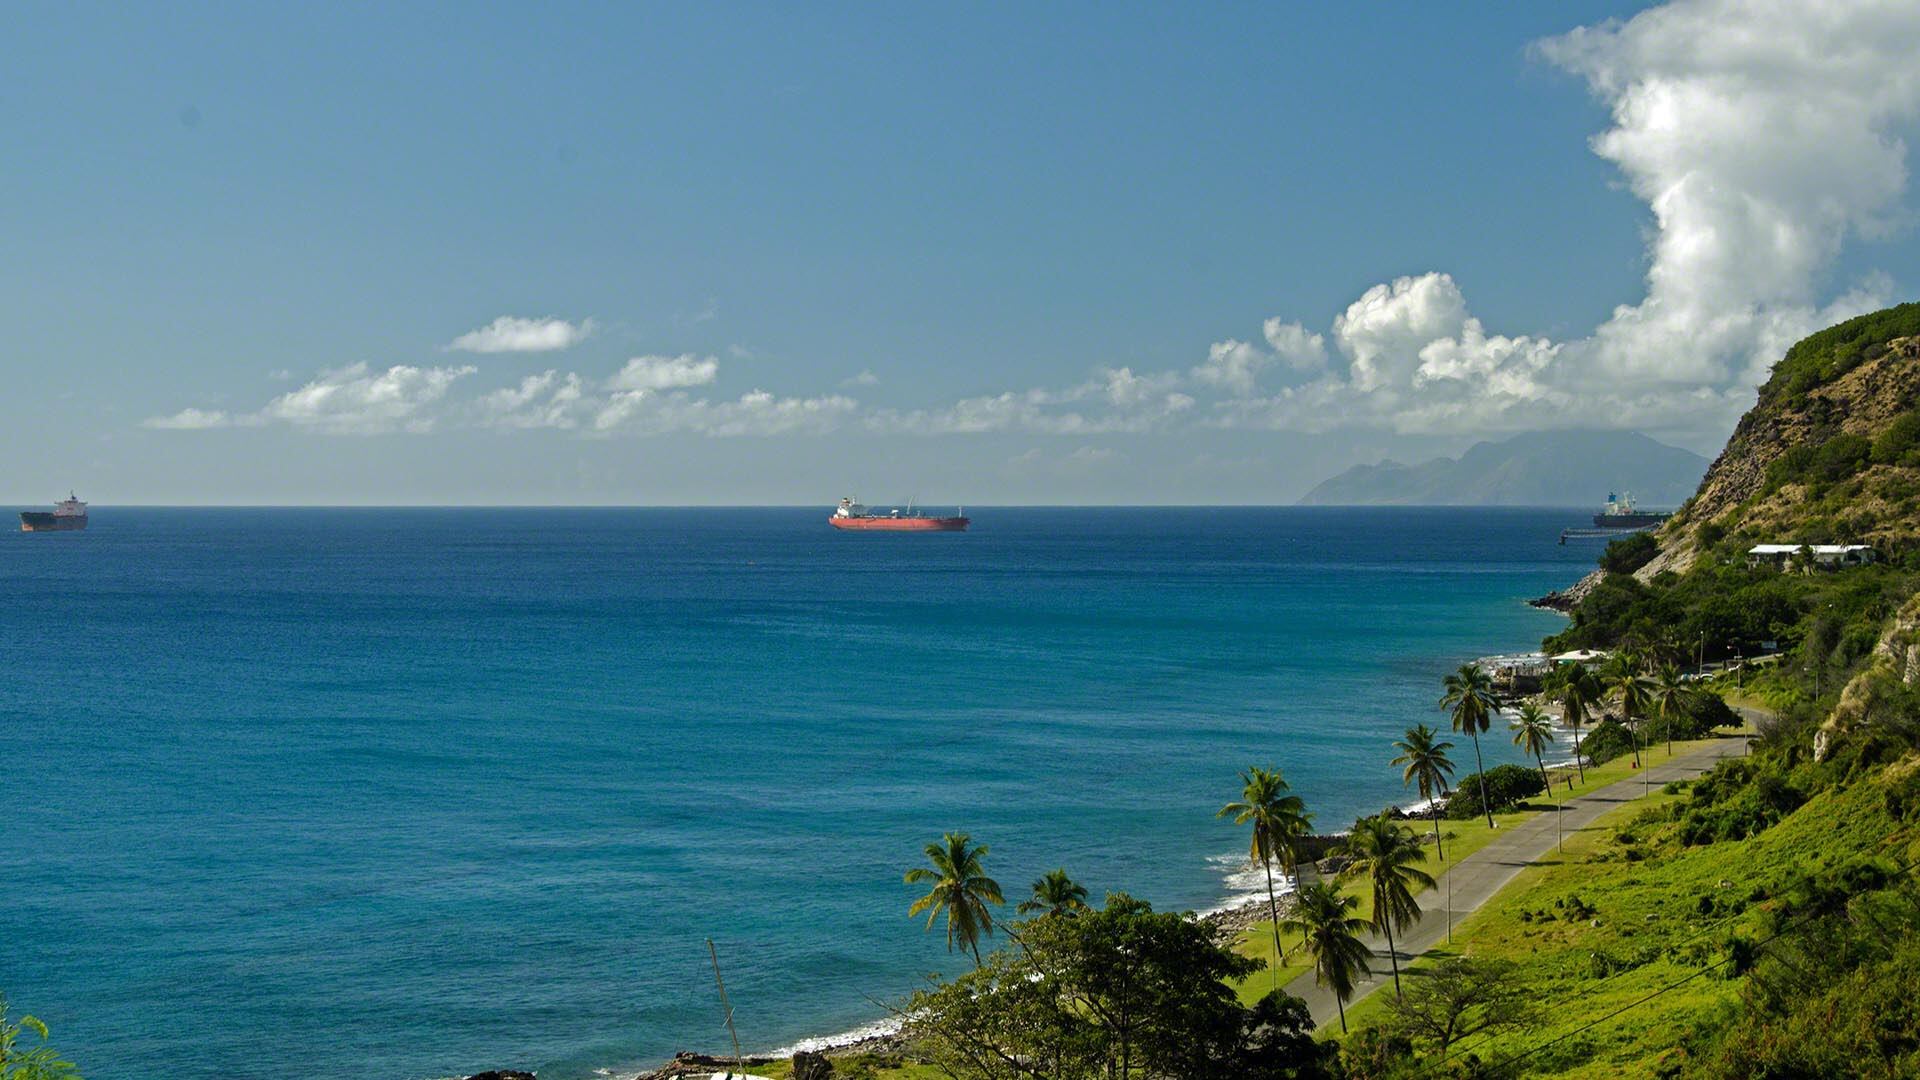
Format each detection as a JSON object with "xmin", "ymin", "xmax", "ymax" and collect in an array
[
  {"xmin": 1192, "ymin": 322, "xmax": 1326, "ymax": 397},
  {"xmin": 607, "ymin": 354, "xmax": 721, "ymax": 392},
  {"xmin": 1535, "ymin": 0, "xmax": 1920, "ymax": 391},
  {"xmin": 447, "ymin": 316, "xmax": 594, "ymax": 353},
  {"xmin": 842, "ymin": 369, "xmax": 881, "ymax": 387},
  {"xmin": 261, "ymin": 363, "xmax": 477, "ymax": 434}
]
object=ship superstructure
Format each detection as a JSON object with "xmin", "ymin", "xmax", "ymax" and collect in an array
[{"xmin": 1592, "ymin": 492, "xmax": 1669, "ymax": 529}]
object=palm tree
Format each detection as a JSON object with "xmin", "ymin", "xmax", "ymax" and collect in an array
[
  {"xmin": 1439, "ymin": 664, "xmax": 1499, "ymax": 828},
  {"xmin": 1219, "ymin": 767, "xmax": 1313, "ymax": 987},
  {"xmin": 1510, "ymin": 702, "xmax": 1557, "ymax": 795},
  {"xmin": 1549, "ymin": 664, "xmax": 1601, "ymax": 783},
  {"xmin": 905, "ymin": 832, "xmax": 1005, "ymax": 966},
  {"xmin": 1648, "ymin": 662, "xmax": 1693, "ymax": 757},
  {"xmin": 1280, "ymin": 881, "xmax": 1373, "ymax": 1033},
  {"xmin": 1390, "ymin": 724, "xmax": 1455, "ymax": 860},
  {"xmin": 1016, "ymin": 868, "xmax": 1090, "ymax": 917},
  {"xmin": 1342, "ymin": 816, "xmax": 1435, "ymax": 1001},
  {"xmin": 1605, "ymin": 652, "xmax": 1652, "ymax": 768}
]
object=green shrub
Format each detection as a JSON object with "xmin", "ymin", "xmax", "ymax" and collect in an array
[
  {"xmin": 1445, "ymin": 764, "xmax": 1545, "ymax": 819},
  {"xmin": 1599, "ymin": 531, "xmax": 1659, "ymax": 574},
  {"xmin": 1579, "ymin": 718, "xmax": 1638, "ymax": 766},
  {"xmin": 1873, "ymin": 410, "xmax": 1920, "ymax": 466}
]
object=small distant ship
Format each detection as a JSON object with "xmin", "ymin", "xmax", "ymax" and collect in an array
[
  {"xmin": 20, "ymin": 491, "xmax": 88, "ymax": 532},
  {"xmin": 828, "ymin": 497, "xmax": 969, "ymax": 532},
  {"xmin": 1592, "ymin": 492, "xmax": 1669, "ymax": 529}
]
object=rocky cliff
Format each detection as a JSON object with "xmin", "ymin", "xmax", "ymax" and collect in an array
[{"xmin": 1638, "ymin": 319, "xmax": 1920, "ymax": 579}]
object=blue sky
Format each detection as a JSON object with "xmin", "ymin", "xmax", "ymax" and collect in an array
[{"xmin": 5, "ymin": 1, "xmax": 1918, "ymax": 504}]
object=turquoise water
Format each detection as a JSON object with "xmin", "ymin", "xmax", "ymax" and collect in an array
[{"xmin": 0, "ymin": 507, "xmax": 1593, "ymax": 1079}]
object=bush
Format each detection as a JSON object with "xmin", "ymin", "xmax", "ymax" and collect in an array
[
  {"xmin": 1446, "ymin": 764, "xmax": 1545, "ymax": 819},
  {"xmin": 1579, "ymin": 718, "xmax": 1638, "ymax": 766},
  {"xmin": 1600, "ymin": 532, "xmax": 1659, "ymax": 574},
  {"xmin": 1677, "ymin": 759, "xmax": 1804, "ymax": 844}
]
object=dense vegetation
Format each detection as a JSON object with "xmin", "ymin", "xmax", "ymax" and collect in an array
[{"xmin": 1756, "ymin": 301, "xmax": 1920, "ymax": 410}]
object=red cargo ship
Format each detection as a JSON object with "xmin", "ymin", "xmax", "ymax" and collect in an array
[{"xmin": 828, "ymin": 497, "xmax": 968, "ymax": 532}]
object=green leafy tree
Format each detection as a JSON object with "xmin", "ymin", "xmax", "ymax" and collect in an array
[
  {"xmin": 1341, "ymin": 816, "xmax": 1435, "ymax": 1000},
  {"xmin": 1439, "ymin": 663, "xmax": 1500, "ymax": 828},
  {"xmin": 1604, "ymin": 652, "xmax": 1652, "ymax": 768},
  {"xmin": 1280, "ymin": 882, "xmax": 1373, "ymax": 1033},
  {"xmin": 1649, "ymin": 662, "xmax": 1694, "ymax": 757},
  {"xmin": 1219, "ymin": 766, "xmax": 1313, "ymax": 985},
  {"xmin": 1016, "ymin": 868, "xmax": 1090, "ymax": 917},
  {"xmin": 1390, "ymin": 724, "xmax": 1455, "ymax": 860},
  {"xmin": 0, "ymin": 997, "xmax": 81, "ymax": 1080},
  {"xmin": 1383, "ymin": 957, "xmax": 1536, "ymax": 1058},
  {"xmin": 1510, "ymin": 702, "xmax": 1558, "ymax": 796},
  {"xmin": 905, "ymin": 832, "xmax": 1005, "ymax": 966},
  {"xmin": 902, "ymin": 894, "xmax": 1335, "ymax": 1079}
]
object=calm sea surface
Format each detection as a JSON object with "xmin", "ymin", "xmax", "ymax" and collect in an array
[{"xmin": 1, "ymin": 507, "xmax": 1597, "ymax": 1079}]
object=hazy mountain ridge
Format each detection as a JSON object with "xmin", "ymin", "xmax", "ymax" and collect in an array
[{"xmin": 1297, "ymin": 429, "xmax": 1707, "ymax": 507}]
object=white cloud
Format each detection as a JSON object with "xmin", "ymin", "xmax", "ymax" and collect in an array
[
  {"xmin": 260, "ymin": 363, "xmax": 477, "ymax": 434},
  {"xmin": 447, "ymin": 316, "xmax": 594, "ymax": 353},
  {"xmin": 1536, "ymin": 0, "xmax": 1920, "ymax": 390},
  {"xmin": 594, "ymin": 388, "xmax": 858, "ymax": 436},
  {"xmin": 607, "ymin": 354, "xmax": 720, "ymax": 392},
  {"xmin": 1192, "ymin": 339, "xmax": 1269, "ymax": 397},
  {"xmin": 474, "ymin": 370, "xmax": 586, "ymax": 429},
  {"xmin": 1263, "ymin": 319, "xmax": 1328, "ymax": 372},
  {"xmin": 1191, "ymin": 322, "xmax": 1326, "ymax": 397},
  {"xmin": 143, "ymin": 407, "xmax": 234, "ymax": 430},
  {"xmin": 842, "ymin": 369, "xmax": 880, "ymax": 387}
]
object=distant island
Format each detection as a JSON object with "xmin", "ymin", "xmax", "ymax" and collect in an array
[{"xmin": 1297, "ymin": 429, "xmax": 1707, "ymax": 507}]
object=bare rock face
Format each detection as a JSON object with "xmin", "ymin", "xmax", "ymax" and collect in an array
[{"xmin": 792, "ymin": 1050, "xmax": 835, "ymax": 1080}]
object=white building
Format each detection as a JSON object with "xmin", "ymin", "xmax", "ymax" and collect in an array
[{"xmin": 1746, "ymin": 543, "xmax": 1877, "ymax": 570}]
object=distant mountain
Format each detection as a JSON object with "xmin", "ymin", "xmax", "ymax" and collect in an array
[{"xmin": 1297, "ymin": 430, "xmax": 1708, "ymax": 507}]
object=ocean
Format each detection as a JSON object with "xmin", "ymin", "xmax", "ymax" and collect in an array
[{"xmin": 0, "ymin": 507, "xmax": 1597, "ymax": 1079}]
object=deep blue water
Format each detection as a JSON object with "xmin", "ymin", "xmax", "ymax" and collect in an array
[{"xmin": 0, "ymin": 507, "xmax": 1597, "ymax": 1079}]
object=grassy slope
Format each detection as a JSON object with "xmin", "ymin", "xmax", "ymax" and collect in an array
[
  {"xmin": 1226, "ymin": 737, "xmax": 1727, "ymax": 1005},
  {"xmin": 1337, "ymin": 760, "xmax": 1918, "ymax": 1077}
]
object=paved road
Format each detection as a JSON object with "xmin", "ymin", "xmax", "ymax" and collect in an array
[{"xmin": 1283, "ymin": 725, "xmax": 1757, "ymax": 1029}]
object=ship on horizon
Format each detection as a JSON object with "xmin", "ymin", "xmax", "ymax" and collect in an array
[
  {"xmin": 828, "ymin": 497, "xmax": 969, "ymax": 532},
  {"xmin": 1592, "ymin": 491, "xmax": 1670, "ymax": 529},
  {"xmin": 20, "ymin": 491, "xmax": 88, "ymax": 532}
]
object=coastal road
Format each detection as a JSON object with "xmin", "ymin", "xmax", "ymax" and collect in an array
[{"xmin": 1283, "ymin": 723, "xmax": 1758, "ymax": 1029}]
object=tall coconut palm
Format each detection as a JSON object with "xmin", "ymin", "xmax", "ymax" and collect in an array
[
  {"xmin": 1605, "ymin": 652, "xmax": 1652, "ymax": 768},
  {"xmin": 1648, "ymin": 662, "xmax": 1693, "ymax": 757},
  {"xmin": 905, "ymin": 833, "xmax": 1005, "ymax": 966},
  {"xmin": 1390, "ymin": 724, "xmax": 1455, "ymax": 860},
  {"xmin": 1280, "ymin": 881, "xmax": 1373, "ymax": 1033},
  {"xmin": 1439, "ymin": 664, "xmax": 1499, "ymax": 828},
  {"xmin": 1510, "ymin": 703, "xmax": 1558, "ymax": 795},
  {"xmin": 1219, "ymin": 766, "xmax": 1313, "ymax": 988},
  {"xmin": 1342, "ymin": 816, "xmax": 1435, "ymax": 1001},
  {"xmin": 1016, "ymin": 868, "xmax": 1090, "ymax": 917},
  {"xmin": 1549, "ymin": 664, "xmax": 1601, "ymax": 783}
]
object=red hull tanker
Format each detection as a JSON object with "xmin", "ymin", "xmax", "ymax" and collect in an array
[{"xmin": 829, "ymin": 497, "xmax": 969, "ymax": 531}]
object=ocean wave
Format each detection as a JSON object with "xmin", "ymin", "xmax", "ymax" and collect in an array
[{"xmin": 770, "ymin": 1015, "xmax": 905, "ymax": 1056}]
